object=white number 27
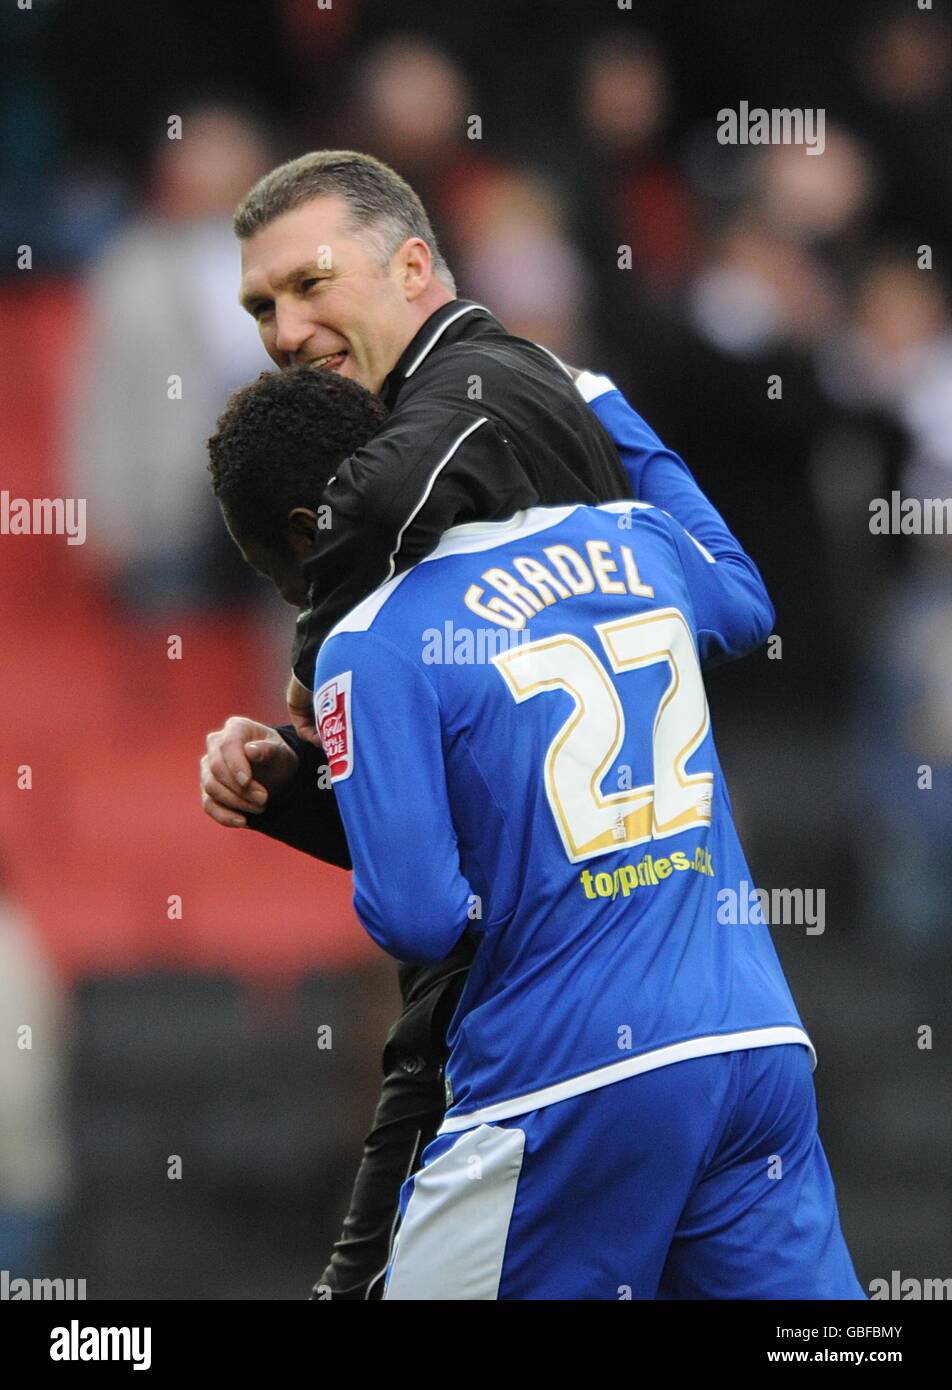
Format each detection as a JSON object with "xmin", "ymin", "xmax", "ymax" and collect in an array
[{"xmin": 492, "ymin": 608, "xmax": 713, "ymax": 864}]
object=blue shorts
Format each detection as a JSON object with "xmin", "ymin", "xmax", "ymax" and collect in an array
[{"xmin": 384, "ymin": 1043, "xmax": 866, "ymax": 1300}]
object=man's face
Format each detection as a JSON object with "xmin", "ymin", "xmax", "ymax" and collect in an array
[
  {"xmin": 238, "ymin": 534, "xmax": 310, "ymax": 608},
  {"xmin": 239, "ymin": 195, "xmax": 416, "ymax": 392}
]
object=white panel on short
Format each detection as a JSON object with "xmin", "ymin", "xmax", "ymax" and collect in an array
[{"xmin": 384, "ymin": 1124, "xmax": 526, "ymax": 1300}]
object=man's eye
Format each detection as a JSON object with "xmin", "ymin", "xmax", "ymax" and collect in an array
[{"xmin": 253, "ymin": 303, "xmax": 274, "ymax": 320}]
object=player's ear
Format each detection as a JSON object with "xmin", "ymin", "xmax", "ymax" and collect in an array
[{"xmin": 286, "ymin": 507, "xmax": 319, "ymax": 557}]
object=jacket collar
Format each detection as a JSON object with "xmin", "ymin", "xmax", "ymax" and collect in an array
[{"xmin": 380, "ymin": 299, "xmax": 496, "ymax": 408}]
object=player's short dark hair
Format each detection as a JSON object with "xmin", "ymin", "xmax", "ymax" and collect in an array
[
  {"xmin": 232, "ymin": 148, "xmax": 456, "ymax": 292},
  {"xmin": 207, "ymin": 366, "xmax": 389, "ymax": 548}
]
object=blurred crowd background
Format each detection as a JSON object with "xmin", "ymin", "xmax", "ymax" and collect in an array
[{"xmin": 1, "ymin": 0, "xmax": 949, "ymax": 1298}]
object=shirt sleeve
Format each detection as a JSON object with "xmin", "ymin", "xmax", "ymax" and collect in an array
[
  {"xmin": 313, "ymin": 629, "xmax": 475, "ymax": 964},
  {"xmin": 661, "ymin": 510, "xmax": 775, "ymax": 664},
  {"xmin": 293, "ymin": 400, "xmax": 537, "ymax": 687},
  {"xmin": 577, "ymin": 372, "xmax": 775, "ymax": 663},
  {"xmin": 243, "ymin": 725, "xmax": 351, "ymax": 870}
]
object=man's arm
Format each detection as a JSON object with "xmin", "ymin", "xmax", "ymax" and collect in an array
[
  {"xmin": 200, "ymin": 717, "xmax": 351, "ymax": 868},
  {"xmin": 663, "ymin": 507, "xmax": 775, "ymax": 664},
  {"xmin": 577, "ymin": 372, "xmax": 775, "ymax": 660},
  {"xmin": 314, "ymin": 629, "xmax": 476, "ymax": 965},
  {"xmin": 246, "ymin": 725, "xmax": 351, "ymax": 867}
]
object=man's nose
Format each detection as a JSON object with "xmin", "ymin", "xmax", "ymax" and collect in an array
[{"xmin": 273, "ymin": 304, "xmax": 315, "ymax": 359}]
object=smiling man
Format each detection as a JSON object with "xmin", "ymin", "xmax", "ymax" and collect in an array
[
  {"xmin": 237, "ymin": 166, "xmax": 457, "ymax": 391},
  {"xmin": 232, "ymin": 150, "xmax": 632, "ymax": 728}
]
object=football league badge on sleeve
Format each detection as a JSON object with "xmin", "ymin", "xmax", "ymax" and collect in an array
[{"xmin": 315, "ymin": 671, "xmax": 353, "ymax": 781}]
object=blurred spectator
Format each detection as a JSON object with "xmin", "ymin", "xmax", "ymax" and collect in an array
[
  {"xmin": 811, "ymin": 253, "xmax": 952, "ymax": 623},
  {"xmin": 851, "ymin": 570, "xmax": 952, "ymax": 954},
  {"xmin": 572, "ymin": 31, "xmax": 697, "ymax": 294},
  {"xmin": 689, "ymin": 213, "xmax": 839, "ymax": 357},
  {"xmin": 614, "ymin": 203, "xmax": 843, "ymax": 722},
  {"xmin": 448, "ymin": 166, "xmax": 594, "ymax": 360},
  {"xmin": 821, "ymin": 254, "xmax": 952, "ymax": 952},
  {"xmin": 755, "ymin": 127, "xmax": 877, "ymax": 252},
  {"xmin": 355, "ymin": 35, "xmax": 470, "ymax": 172},
  {"xmin": 0, "ymin": 863, "xmax": 71, "ymax": 1276},
  {"xmin": 849, "ymin": 6, "xmax": 952, "ymax": 258},
  {"xmin": 344, "ymin": 36, "xmax": 502, "ymax": 281},
  {"xmin": 66, "ymin": 105, "xmax": 274, "ymax": 615},
  {"xmin": 818, "ymin": 255, "xmax": 952, "ymax": 496}
]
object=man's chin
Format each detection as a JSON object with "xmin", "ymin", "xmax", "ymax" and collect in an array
[
  {"xmin": 335, "ymin": 355, "xmax": 382, "ymax": 392},
  {"xmin": 336, "ymin": 356, "xmax": 370, "ymax": 389}
]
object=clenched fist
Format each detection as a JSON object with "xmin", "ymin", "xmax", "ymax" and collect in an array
[{"xmin": 200, "ymin": 717, "xmax": 300, "ymax": 828}]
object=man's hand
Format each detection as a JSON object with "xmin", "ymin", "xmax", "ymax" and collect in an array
[
  {"xmin": 287, "ymin": 672, "xmax": 322, "ymax": 745},
  {"xmin": 200, "ymin": 717, "xmax": 300, "ymax": 827}
]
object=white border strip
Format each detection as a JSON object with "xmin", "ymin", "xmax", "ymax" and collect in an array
[
  {"xmin": 532, "ymin": 342, "xmax": 575, "ymax": 380},
  {"xmin": 383, "ymin": 415, "xmax": 490, "ymax": 582},
  {"xmin": 574, "ymin": 370, "xmax": 617, "ymax": 403},
  {"xmin": 403, "ymin": 302, "xmax": 489, "ymax": 379},
  {"xmin": 438, "ymin": 1026, "xmax": 816, "ymax": 1134}
]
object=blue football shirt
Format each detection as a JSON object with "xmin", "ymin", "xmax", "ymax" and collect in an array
[{"xmin": 314, "ymin": 385, "xmax": 813, "ymax": 1130}]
